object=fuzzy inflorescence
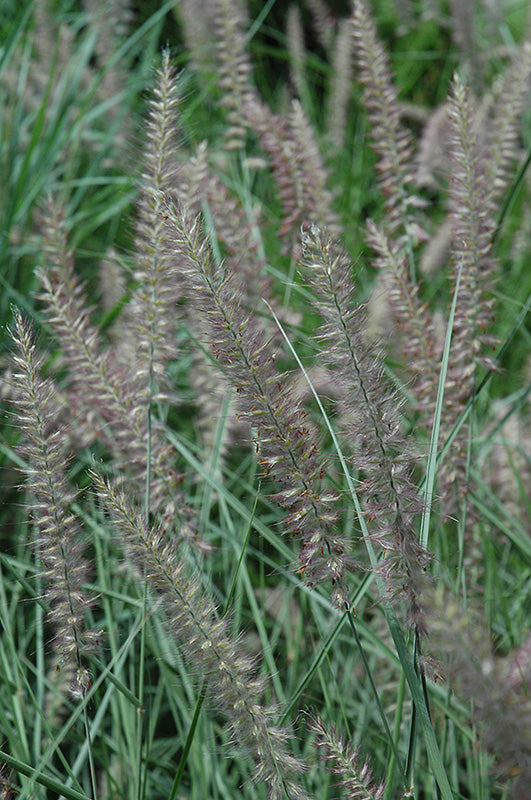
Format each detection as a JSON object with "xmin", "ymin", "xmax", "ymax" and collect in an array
[
  {"xmin": 163, "ymin": 203, "xmax": 354, "ymax": 608},
  {"xmin": 311, "ymin": 715, "xmax": 388, "ymax": 800},
  {"xmin": 9, "ymin": 310, "xmax": 99, "ymax": 681},
  {"xmin": 37, "ymin": 202, "xmax": 185, "ymax": 517},
  {"xmin": 92, "ymin": 471, "xmax": 309, "ymax": 800},
  {"xmin": 351, "ymin": 0, "xmax": 415, "ymax": 237},
  {"xmin": 126, "ymin": 49, "xmax": 184, "ymax": 389},
  {"xmin": 351, "ymin": 1, "xmax": 441, "ymax": 428},
  {"xmin": 301, "ymin": 225, "xmax": 430, "ymax": 629}
]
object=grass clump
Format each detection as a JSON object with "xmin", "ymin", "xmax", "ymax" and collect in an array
[{"xmin": 1, "ymin": 2, "xmax": 531, "ymax": 799}]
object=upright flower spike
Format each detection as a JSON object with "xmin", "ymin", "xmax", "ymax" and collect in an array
[
  {"xmin": 301, "ymin": 225, "xmax": 430, "ymax": 629},
  {"xmin": 311, "ymin": 715, "xmax": 388, "ymax": 800},
  {"xmin": 179, "ymin": 140, "xmax": 268, "ymax": 305},
  {"xmin": 288, "ymin": 100, "xmax": 342, "ymax": 236},
  {"xmin": 212, "ymin": 0, "xmax": 256, "ymax": 150},
  {"xmin": 484, "ymin": 41, "xmax": 531, "ymax": 205},
  {"xmin": 444, "ymin": 46, "xmax": 531, "ymax": 402},
  {"xmin": 364, "ymin": 220, "xmax": 440, "ymax": 425},
  {"xmin": 243, "ymin": 97, "xmax": 301, "ymax": 239},
  {"xmin": 244, "ymin": 95, "xmax": 341, "ymax": 249},
  {"xmin": 163, "ymin": 202, "xmax": 353, "ymax": 609},
  {"xmin": 91, "ymin": 471, "xmax": 310, "ymax": 800},
  {"xmin": 442, "ymin": 74, "xmax": 499, "ymax": 510},
  {"xmin": 127, "ymin": 49, "xmax": 184, "ymax": 391},
  {"xmin": 350, "ymin": 0, "xmax": 415, "ymax": 237},
  {"xmin": 286, "ymin": 5, "xmax": 306, "ymax": 101},
  {"xmin": 37, "ymin": 202, "xmax": 185, "ymax": 515},
  {"xmin": 447, "ymin": 74, "xmax": 498, "ymax": 371},
  {"xmin": 307, "ymin": 0, "xmax": 336, "ymax": 52},
  {"xmin": 326, "ymin": 17, "xmax": 355, "ymax": 149},
  {"xmin": 351, "ymin": 0, "xmax": 440, "ymax": 428},
  {"xmin": 9, "ymin": 310, "xmax": 98, "ymax": 686}
]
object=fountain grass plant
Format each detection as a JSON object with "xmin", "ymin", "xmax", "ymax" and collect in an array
[{"xmin": 1, "ymin": 1, "xmax": 531, "ymax": 798}]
